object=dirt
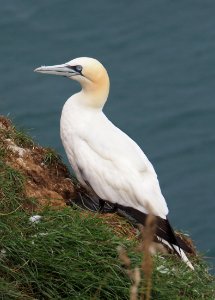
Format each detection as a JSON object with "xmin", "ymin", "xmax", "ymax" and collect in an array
[{"xmin": 0, "ymin": 116, "xmax": 76, "ymax": 210}]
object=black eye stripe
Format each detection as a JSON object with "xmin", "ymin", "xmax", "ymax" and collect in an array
[{"xmin": 67, "ymin": 65, "xmax": 83, "ymax": 73}]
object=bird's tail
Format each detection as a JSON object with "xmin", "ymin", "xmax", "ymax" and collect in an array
[
  {"xmin": 116, "ymin": 204, "xmax": 195, "ymax": 270},
  {"xmin": 157, "ymin": 236, "xmax": 194, "ymax": 270}
]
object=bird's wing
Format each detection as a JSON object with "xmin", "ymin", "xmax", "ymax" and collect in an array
[{"xmin": 73, "ymin": 119, "xmax": 168, "ymax": 218}]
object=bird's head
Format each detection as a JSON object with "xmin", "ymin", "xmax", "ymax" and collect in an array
[{"xmin": 34, "ymin": 57, "xmax": 110, "ymax": 98}]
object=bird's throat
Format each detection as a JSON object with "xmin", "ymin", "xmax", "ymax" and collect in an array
[{"xmin": 80, "ymin": 79, "xmax": 110, "ymax": 109}]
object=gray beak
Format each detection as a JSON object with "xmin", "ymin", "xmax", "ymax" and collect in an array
[{"xmin": 34, "ymin": 63, "xmax": 80, "ymax": 77}]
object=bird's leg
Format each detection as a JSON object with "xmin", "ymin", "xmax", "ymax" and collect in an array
[
  {"xmin": 98, "ymin": 199, "xmax": 106, "ymax": 212},
  {"xmin": 107, "ymin": 202, "xmax": 118, "ymax": 213},
  {"xmin": 98, "ymin": 199, "xmax": 118, "ymax": 213}
]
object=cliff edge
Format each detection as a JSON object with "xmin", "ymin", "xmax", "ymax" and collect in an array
[{"xmin": 0, "ymin": 116, "xmax": 214, "ymax": 299}]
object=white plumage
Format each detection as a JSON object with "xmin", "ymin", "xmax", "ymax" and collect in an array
[
  {"xmin": 61, "ymin": 95, "xmax": 168, "ymax": 218},
  {"xmin": 35, "ymin": 57, "xmax": 193, "ymax": 269}
]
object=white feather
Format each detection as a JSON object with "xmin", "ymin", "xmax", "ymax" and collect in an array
[
  {"xmin": 61, "ymin": 94, "xmax": 168, "ymax": 219},
  {"xmin": 157, "ymin": 237, "xmax": 194, "ymax": 270}
]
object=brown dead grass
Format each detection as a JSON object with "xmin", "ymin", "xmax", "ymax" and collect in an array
[
  {"xmin": 117, "ymin": 213, "xmax": 156, "ymax": 300},
  {"xmin": 139, "ymin": 214, "xmax": 156, "ymax": 300},
  {"xmin": 95, "ymin": 212, "xmax": 137, "ymax": 240}
]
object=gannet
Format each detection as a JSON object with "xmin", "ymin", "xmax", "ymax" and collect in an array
[{"xmin": 35, "ymin": 57, "xmax": 194, "ymax": 269}]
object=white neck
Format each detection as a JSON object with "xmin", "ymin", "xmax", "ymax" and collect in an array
[{"xmin": 73, "ymin": 69, "xmax": 110, "ymax": 110}]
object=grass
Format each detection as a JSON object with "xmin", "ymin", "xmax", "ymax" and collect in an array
[
  {"xmin": 0, "ymin": 162, "xmax": 214, "ymax": 300},
  {"xmin": 0, "ymin": 161, "xmax": 25, "ymax": 213},
  {"xmin": 43, "ymin": 147, "xmax": 61, "ymax": 166},
  {"xmin": 0, "ymin": 116, "xmax": 34, "ymax": 149},
  {"xmin": 0, "ymin": 117, "xmax": 214, "ymax": 299},
  {"xmin": 3, "ymin": 126, "xmax": 34, "ymax": 149},
  {"xmin": 0, "ymin": 145, "xmax": 6, "ymax": 158},
  {"xmin": 0, "ymin": 210, "xmax": 135, "ymax": 299},
  {"xmin": 0, "ymin": 208, "xmax": 214, "ymax": 300},
  {"xmin": 11, "ymin": 127, "xmax": 35, "ymax": 149}
]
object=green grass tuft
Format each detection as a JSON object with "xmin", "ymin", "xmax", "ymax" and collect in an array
[
  {"xmin": 0, "ymin": 146, "xmax": 6, "ymax": 158},
  {"xmin": 11, "ymin": 127, "xmax": 35, "ymax": 148},
  {"xmin": 0, "ymin": 161, "xmax": 36, "ymax": 215},
  {"xmin": 43, "ymin": 148, "xmax": 61, "ymax": 166},
  {"xmin": 1, "ymin": 125, "xmax": 34, "ymax": 149},
  {"xmin": 0, "ymin": 162, "xmax": 25, "ymax": 213}
]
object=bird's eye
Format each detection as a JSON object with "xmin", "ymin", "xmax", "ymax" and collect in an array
[{"xmin": 75, "ymin": 65, "xmax": 83, "ymax": 72}]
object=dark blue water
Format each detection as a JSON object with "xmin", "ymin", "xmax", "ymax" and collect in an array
[{"xmin": 1, "ymin": 1, "xmax": 215, "ymax": 269}]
